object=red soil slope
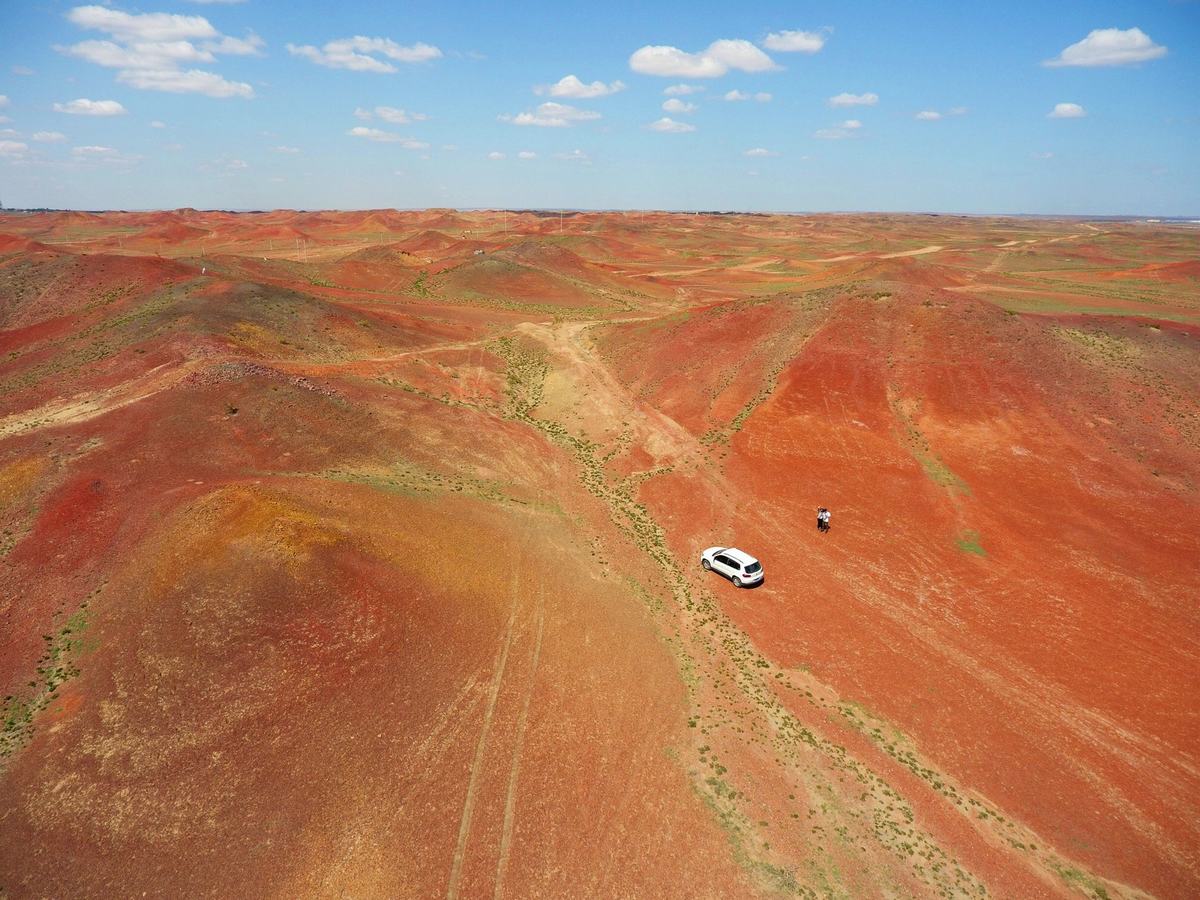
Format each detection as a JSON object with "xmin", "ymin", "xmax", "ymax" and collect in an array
[{"xmin": 0, "ymin": 210, "xmax": 1197, "ymax": 898}]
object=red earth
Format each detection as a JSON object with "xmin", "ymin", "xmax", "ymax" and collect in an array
[{"xmin": 1, "ymin": 209, "xmax": 1198, "ymax": 898}]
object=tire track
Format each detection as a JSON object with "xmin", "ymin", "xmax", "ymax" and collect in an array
[
  {"xmin": 446, "ymin": 542, "xmax": 525, "ymax": 900},
  {"xmin": 493, "ymin": 588, "xmax": 546, "ymax": 900}
]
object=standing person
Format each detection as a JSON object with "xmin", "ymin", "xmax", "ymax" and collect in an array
[
  {"xmin": 821, "ymin": 507, "xmax": 831, "ymax": 533},
  {"xmin": 816, "ymin": 507, "xmax": 826, "ymax": 532}
]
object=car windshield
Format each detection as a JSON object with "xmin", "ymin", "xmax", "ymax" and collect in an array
[{"xmin": 745, "ymin": 562, "xmax": 761, "ymax": 573}]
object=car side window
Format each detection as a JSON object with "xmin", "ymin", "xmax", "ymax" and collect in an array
[{"xmin": 716, "ymin": 555, "xmax": 732, "ymax": 567}]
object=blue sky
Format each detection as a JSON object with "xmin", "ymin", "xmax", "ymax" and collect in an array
[{"xmin": 1, "ymin": 0, "xmax": 1196, "ymax": 213}]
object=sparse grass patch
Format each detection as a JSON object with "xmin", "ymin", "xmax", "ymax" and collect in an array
[
  {"xmin": 1052, "ymin": 863, "xmax": 1112, "ymax": 900},
  {"xmin": 956, "ymin": 530, "xmax": 986, "ymax": 556},
  {"xmin": 411, "ymin": 269, "xmax": 430, "ymax": 297},
  {"xmin": 887, "ymin": 387, "xmax": 969, "ymax": 494},
  {"xmin": 320, "ymin": 458, "xmax": 513, "ymax": 506},
  {"xmin": 1, "ymin": 598, "xmax": 94, "ymax": 766}
]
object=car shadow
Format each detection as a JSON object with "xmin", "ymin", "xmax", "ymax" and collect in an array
[
  {"xmin": 702, "ymin": 566, "xmax": 765, "ymax": 590},
  {"xmin": 709, "ymin": 572, "xmax": 765, "ymax": 590}
]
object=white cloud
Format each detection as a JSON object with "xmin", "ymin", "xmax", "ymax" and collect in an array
[
  {"xmin": 723, "ymin": 89, "xmax": 771, "ymax": 103},
  {"xmin": 54, "ymin": 98, "xmax": 127, "ymax": 116},
  {"xmin": 664, "ymin": 83, "xmax": 703, "ymax": 96},
  {"xmin": 67, "ymin": 6, "xmax": 216, "ymax": 42},
  {"xmin": 61, "ymin": 5, "xmax": 260, "ymax": 98},
  {"xmin": 117, "ymin": 68, "xmax": 252, "ymax": 98},
  {"xmin": 535, "ymin": 75, "xmax": 626, "ymax": 98},
  {"xmin": 1032, "ymin": 151, "xmax": 1054, "ymax": 159},
  {"xmin": 916, "ymin": 107, "xmax": 967, "ymax": 121},
  {"xmin": 632, "ymin": 46, "xmax": 723, "ymax": 78},
  {"xmin": 287, "ymin": 44, "xmax": 386, "ymax": 72},
  {"xmin": 203, "ymin": 34, "xmax": 263, "ymax": 56},
  {"xmin": 0, "ymin": 118, "xmax": 10, "ymax": 125},
  {"xmin": 442, "ymin": 144, "xmax": 458, "ymax": 151},
  {"xmin": 164, "ymin": 142, "xmax": 184, "ymax": 151},
  {"xmin": 647, "ymin": 117, "xmax": 696, "ymax": 133},
  {"xmin": 744, "ymin": 147, "xmax": 778, "ymax": 157},
  {"xmin": 554, "ymin": 148, "xmax": 590, "ymax": 162},
  {"xmin": 347, "ymin": 126, "xmax": 430, "ymax": 149},
  {"xmin": 706, "ymin": 39, "xmax": 779, "ymax": 72},
  {"xmin": 629, "ymin": 39, "xmax": 777, "ymax": 78},
  {"xmin": 1048, "ymin": 102, "xmax": 1086, "ymax": 119},
  {"xmin": 762, "ymin": 29, "xmax": 827, "ymax": 53},
  {"xmin": 382, "ymin": 106, "xmax": 427, "ymax": 123},
  {"xmin": 355, "ymin": 106, "xmax": 429, "ymax": 125},
  {"xmin": 11, "ymin": 66, "xmax": 35, "ymax": 76},
  {"xmin": 487, "ymin": 151, "xmax": 505, "ymax": 160},
  {"xmin": 501, "ymin": 101, "xmax": 601, "ymax": 127},
  {"xmin": 287, "ymin": 36, "xmax": 441, "ymax": 73},
  {"xmin": 517, "ymin": 150, "xmax": 537, "ymax": 159},
  {"xmin": 662, "ymin": 98, "xmax": 697, "ymax": 113},
  {"xmin": 33, "ymin": 131, "xmax": 67, "ymax": 143},
  {"xmin": 0, "ymin": 96, "xmax": 9, "ymax": 108},
  {"xmin": 828, "ymin": 92, "xmax": 877, "ymax": 107},
  {"xmin": 274, "ymin": 145, "xmax": 300, "ymax": 153},
  {"xmin": 61, "ymin": 39, "xmax": 217, "ymax": 69},
  {"xmin": 815, "ymin": 119, "xmax": 862, "ymax": 140},
  {"xmin": 1044, "ymin": 27, "xmax": 1166, "ymax": 67},
  {"xmin": 225, "ymin": 157, "xmax": 248, "ymax": 169},
  {"xmin": 0, "ymin": 140, "xmax": 29, "ymax": 158},
  {"xmin": 72, "ymin": 144, "xmax": 141, "ymax": 164},
  {"xmin": 150, "ymin": 119, "xmax": 166, "ymax": 128}
]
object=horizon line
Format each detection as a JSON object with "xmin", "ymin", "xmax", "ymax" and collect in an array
[{"xmin": 2, "ymin": 207, "xmax": 1197, "ymax": 221}]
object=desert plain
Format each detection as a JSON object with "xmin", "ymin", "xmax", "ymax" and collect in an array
[{"xmin": 0, "ymin": 208, "xmax": 1197, "ymax": 898}]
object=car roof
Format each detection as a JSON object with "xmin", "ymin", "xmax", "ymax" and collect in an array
[{"xmin": 722, "ymin": 547, "xmax": 759, "ymax": 565}]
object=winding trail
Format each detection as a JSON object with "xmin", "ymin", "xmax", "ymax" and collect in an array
[
  {"xmin": 0, "ymin": 361, "xmax": 194, "ymax": 438},
  {"xmin": 879, "ymin": 244, "xmax": 944, "ymax": 259}
]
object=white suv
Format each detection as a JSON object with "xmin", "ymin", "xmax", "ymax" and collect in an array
[{"xmin": 700, "ymin": 547, "xmax": 763, "ymax": 588}]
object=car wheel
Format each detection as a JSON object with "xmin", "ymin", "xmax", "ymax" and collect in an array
[
  {"xmin": 731, "ymin": 576, "xmax": 742, "ymax": 588},
  {"xmin": 701, "ymin": 559, "xmax": 711, "ymax": 571}
]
